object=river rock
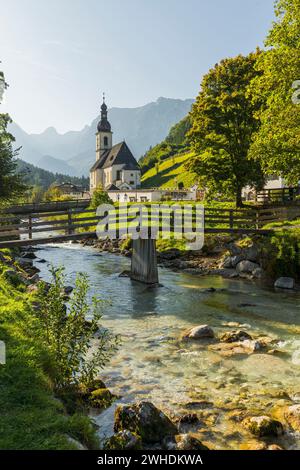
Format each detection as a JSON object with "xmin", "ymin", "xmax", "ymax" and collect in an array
[
  {"xmin": 244, "ymin": 245, "xmax": 259, "ymax": 262},
  {"xmin": 252, "ymin": 267, "xmax": 264, "ymax": 279},
  {"xmin": 268, "ymin": 444, "xmax": 284, "ymax": 450},
  {"xmin": 244, "ymin": 416, "xmax": 284, "ymax": 437},
  {"xmin": 21, "ymin": 251, "xmax": 37, "ymax": 259},
  {"xmin": 209, "ymin": 339, "xmax": 263, "ymax": 357},
  {"xmin": 114, "ymin": 401, "xmax": 177, "ymax": 444},
  {"xmin": 236, "ymin": 260, "xmax": 260, "ymax": 274},
  {"xmin": 274, "ymin": 277, "xmax": 295, "ymax": 290},
  {"xmin": 104, "ymin": 430, "xmax": 142, "ymax": 450},
  {"xmin": 16, "ymin": 258, "xmax": 33, "ymax": 268},
  {"xmin": 220, "ymin": 256, "xmax": 233, "ymax": 269},
  {"xmin": 174, "ymin": 434, "xmax": 209, "ymax": 450},
  {"xmin": 231, "ymin": 254, "xmax": 245, "ymax": 267},
  {"xmin": 284, "ymin": 404, "xmax": 300, "ymax": 431},
  {"xmin": 220, "ymin": 330, "xmax": 252, "ymax": 343},
  {"xmin": 182, "ymin": 325, "xmax": 215, "ymax": 340},
  {"xmin": 89, "ymin": 388, "xmax": 114, "ymax": 408}
]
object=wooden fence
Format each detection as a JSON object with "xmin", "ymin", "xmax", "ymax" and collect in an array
[{"xmin": 0, "ymin": 205, "xmax": 286, "ymax": 246}]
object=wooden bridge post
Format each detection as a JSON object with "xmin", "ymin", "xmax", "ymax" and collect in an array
[{"xmin": 130, "ymin": 238, "xmax": 159, "ymax": 285}]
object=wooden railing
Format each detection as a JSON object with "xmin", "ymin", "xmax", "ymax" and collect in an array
[
  {"xmin": 0, "ymin": 205, "xmax": 283, "ymax": 246},
  {"xmin": 256, "ymin": 187, "xmax": 299, "ymax": 205}
]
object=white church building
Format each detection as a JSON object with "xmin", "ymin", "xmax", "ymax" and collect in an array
[{"xmin": 90, "ymin": 97, "xmax": 141, "ymax": 193}]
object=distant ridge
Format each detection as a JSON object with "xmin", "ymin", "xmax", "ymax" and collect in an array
[{"xmin": 9, "ymin": 97, "xmax": 193, "ymax": 176}]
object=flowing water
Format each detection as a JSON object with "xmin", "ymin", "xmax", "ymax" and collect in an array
[{"xmin": 34, "ymin": 242, "xmax": 300, "ymax": 450}]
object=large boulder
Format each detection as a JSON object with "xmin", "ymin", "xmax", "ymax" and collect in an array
[
  {"xmin": 220, "ymin": 330, "xmax": 252, "ymax": 343},
  {"xmin": 114, "ymin": 401, "xmax": 177, "ymax": 444},
  {"xmin": 274, "ymin": 277, "xmax": 295, "ymax": 290},
  {"xmin": 284, "ymin": 404, "xmax": 300, "ymax": 431},
  {"xmin": 244, "ymin": 245, "xmax": 259, "ymax": 262},
  {"xmin": 104, "ymin": 430, "xmax": 142, "ymax": 450},
  {"xmin": 244, "ymin": 416, "xmax": 284, "ymax": 437},
  {"xmin": 236, "ymin": 260, "xmax": 260, "ymax": 274},
  {"xmin": 181, "ymin": 325, "xmax": 215, "ymax": 340}
]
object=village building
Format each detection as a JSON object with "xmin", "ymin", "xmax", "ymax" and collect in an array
[{"xmin": 90, "ymin": 97, "xmax": 141, "ymax": 193}]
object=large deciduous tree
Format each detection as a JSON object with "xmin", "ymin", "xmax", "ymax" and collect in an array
[
  {"xmin": 0, "ymin": 70, "xmax": 26, "ymax": 203},
  {"xmin": 249, "ymin": 0, "xmax": 300, "ymax": 183},
  {"xmin": 187, "ymin": 51, "xmax": 265, "ymax": 207}
]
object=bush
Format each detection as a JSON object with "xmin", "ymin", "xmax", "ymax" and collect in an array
[
  {"xmin": 90, "ymin": 185, "xmax": 113, "ymax": 209},
  {"xmin": 34, "ymin": 266, "xmax": 119, "ymax": 390}
]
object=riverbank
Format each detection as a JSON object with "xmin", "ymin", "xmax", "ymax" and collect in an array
[
  {"xmin": 0, "ymin": 248, "xmax": 100, "ymax": 450},
  {"xmin": 80, "ymin": 232, "xmax": 300, "ymax": 289}
]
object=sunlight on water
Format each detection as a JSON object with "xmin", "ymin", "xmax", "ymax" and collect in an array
[{"xmin": 35, "ymin": 243, "xmax": 300, "ymax": 450}]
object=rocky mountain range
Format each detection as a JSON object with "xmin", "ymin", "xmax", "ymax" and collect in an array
[{"xmin": 10, "ymin": 97, "xmax": 193, "ymax": 177}]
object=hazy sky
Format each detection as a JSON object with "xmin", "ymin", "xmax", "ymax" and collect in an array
[{"xmin": 0, "ymin": 0, "xmax": 275, "ymax": 134}]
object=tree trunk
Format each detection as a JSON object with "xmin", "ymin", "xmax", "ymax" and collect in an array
[{"xmin": 236, "ymin": 187, "xmax": 244, "ymax": 208}]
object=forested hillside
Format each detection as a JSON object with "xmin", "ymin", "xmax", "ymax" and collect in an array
[{"xmin": 16, "ymin": 159, "xmax": 89, "ymax": 190}]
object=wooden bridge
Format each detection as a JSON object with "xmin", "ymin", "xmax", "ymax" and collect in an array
[{"xmin": 0, "ymin": 202, "xmax": 290, "ymax": 284}]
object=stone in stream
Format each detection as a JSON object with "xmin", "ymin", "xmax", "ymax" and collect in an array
[
  {"xmin": 114, "ymin": 401, "xmax": 177, "ymax": 444},
  {"xmin": 21, "ymin": 251, "xmax": 37, "ymax": 259},
  {"xmin": 209, "ymin": 339, "xmax": 263, "ymax": 357},
  {"xmin": 284, "ymin": 404, "xmax": 300, "ymax": 431},
  {"xmin": 181, "ymin": 325, "xmax": 215, "ymax": 340},
  {"xmin": 243, "ymin": 416, "xmax": 284, "ymax": 437},
  {"xmin": 172, "ymin": 434, "xmax": 210, "ymax": 450},
  {"xmin": 104, "ymin": 430, "xmax": 142, "ymax": 450},
  {"xmin": 220, "ymin": 330, "xmax": 252, "ymax": 343},
  {"xmin": 236, "ymin": 260, "xmax": 260, "ymax": 274},
  {"xmin": 274, "ymin": 277, "xmax": 295, "ymax": 290}
]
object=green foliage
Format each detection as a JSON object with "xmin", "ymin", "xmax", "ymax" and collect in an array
[
  {"xmin": 0, "ymin": 264, "xmax": 99, "ymax": 449},
  {"xmin": 260, "ymin": 229, "xmax": 300, "ymax": 278},
  {"xmin": 90, "ymin": 185, "xmax": 113, "ymax": 209},
  {"xmin": 0, "ymin": 71, "xmax": 27, "ymax": 203},
  {"xmin": 35, "ymin": 266, "xmax": 119, "ymax": 390},
  {"xmin": 141, "ymin": 152, "xmax": 197, "ymax": 188},
  {"xmin": 139, "ymin": 116, "xmax": 191, "ymax": 172},
  {"xmin": 249, "ymin": 0, "xmax": 300, "ymax": 183},
  {"xmin": 188, "ymin": 51, "xmax": 265, "ymax": 207}
]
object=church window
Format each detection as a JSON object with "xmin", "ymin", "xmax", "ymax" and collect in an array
[
  {"xmin": 104, "ymin": 136, "xmax": 108, "ymax": 146},
  {"xmin": 116, "ymin": 170, "xmax": 122, "ymax": 180}
]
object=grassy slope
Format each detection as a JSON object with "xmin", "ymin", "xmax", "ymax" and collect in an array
[
  {"xmin": 141, "ymin": 152, "xmax": 197, "ymax": 189},
  {"xmin": 0, "ymin": 252, "xmax": 97, "ymax": 450}
]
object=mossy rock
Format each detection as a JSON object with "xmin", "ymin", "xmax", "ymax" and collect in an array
[
  {"xmin": 284, "ymin": 404, "xmax": 300, "ymax": 431},
  {"xmin": 244, "ymin": 416, "xmax": 284, "ymax": 437},
  {"xmin": 89, "ymin": 388, "xmax": 115, "ymax": 408},
  {"xmin": 114, "ymin": 401, "xmax": 177, "ymax": 444},
  {"xmin": 175, "ymin": 433, "xmax": 210, "ymax": 450},
  {"xmin": 104, "ymin": 430, "xmax": 142, "ymax": 450}
]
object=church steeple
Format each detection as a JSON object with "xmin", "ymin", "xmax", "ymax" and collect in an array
[
  {"xmin": 97, "ymin": 93, "xmax": 111, "ymax": 132},
  {"xmin": 95, "ymin": 93, "xmax": 113, "ymax": 161}
]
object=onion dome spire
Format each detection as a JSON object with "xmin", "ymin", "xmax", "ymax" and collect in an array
[{"xmin": 97, "ymin": 92, "xmax": 111, "ymax": 132}]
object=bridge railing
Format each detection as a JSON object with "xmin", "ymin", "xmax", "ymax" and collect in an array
[{"xmin": 0, "ymin": 204, "xmax": 285, "ymax": 245}]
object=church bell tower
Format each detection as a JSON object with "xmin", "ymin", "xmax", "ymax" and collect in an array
[{"xmin": 96, "ymin": 93, "xmax": 113, "ymax": 161}]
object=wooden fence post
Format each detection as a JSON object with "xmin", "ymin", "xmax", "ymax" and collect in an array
[
  {"xmin": 28, "ymin": 214, "xmax": 32, "ymax": 240},
  {"xmin": 67, "ymin": 209, "xmax": 73, "ymax": 235},
  {"xmin": 229, "ymin": 210, "xmax": 234, "ymax": 230}
]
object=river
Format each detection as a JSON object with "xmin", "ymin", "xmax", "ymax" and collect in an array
[{"xmin": 34, "ymin": 242, "xmax": 300, "ymax": 450}]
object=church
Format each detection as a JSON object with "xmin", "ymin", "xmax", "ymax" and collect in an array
[{"xmin": 90, "ymin": 97, "xmax": 141, "ymax": 193}]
